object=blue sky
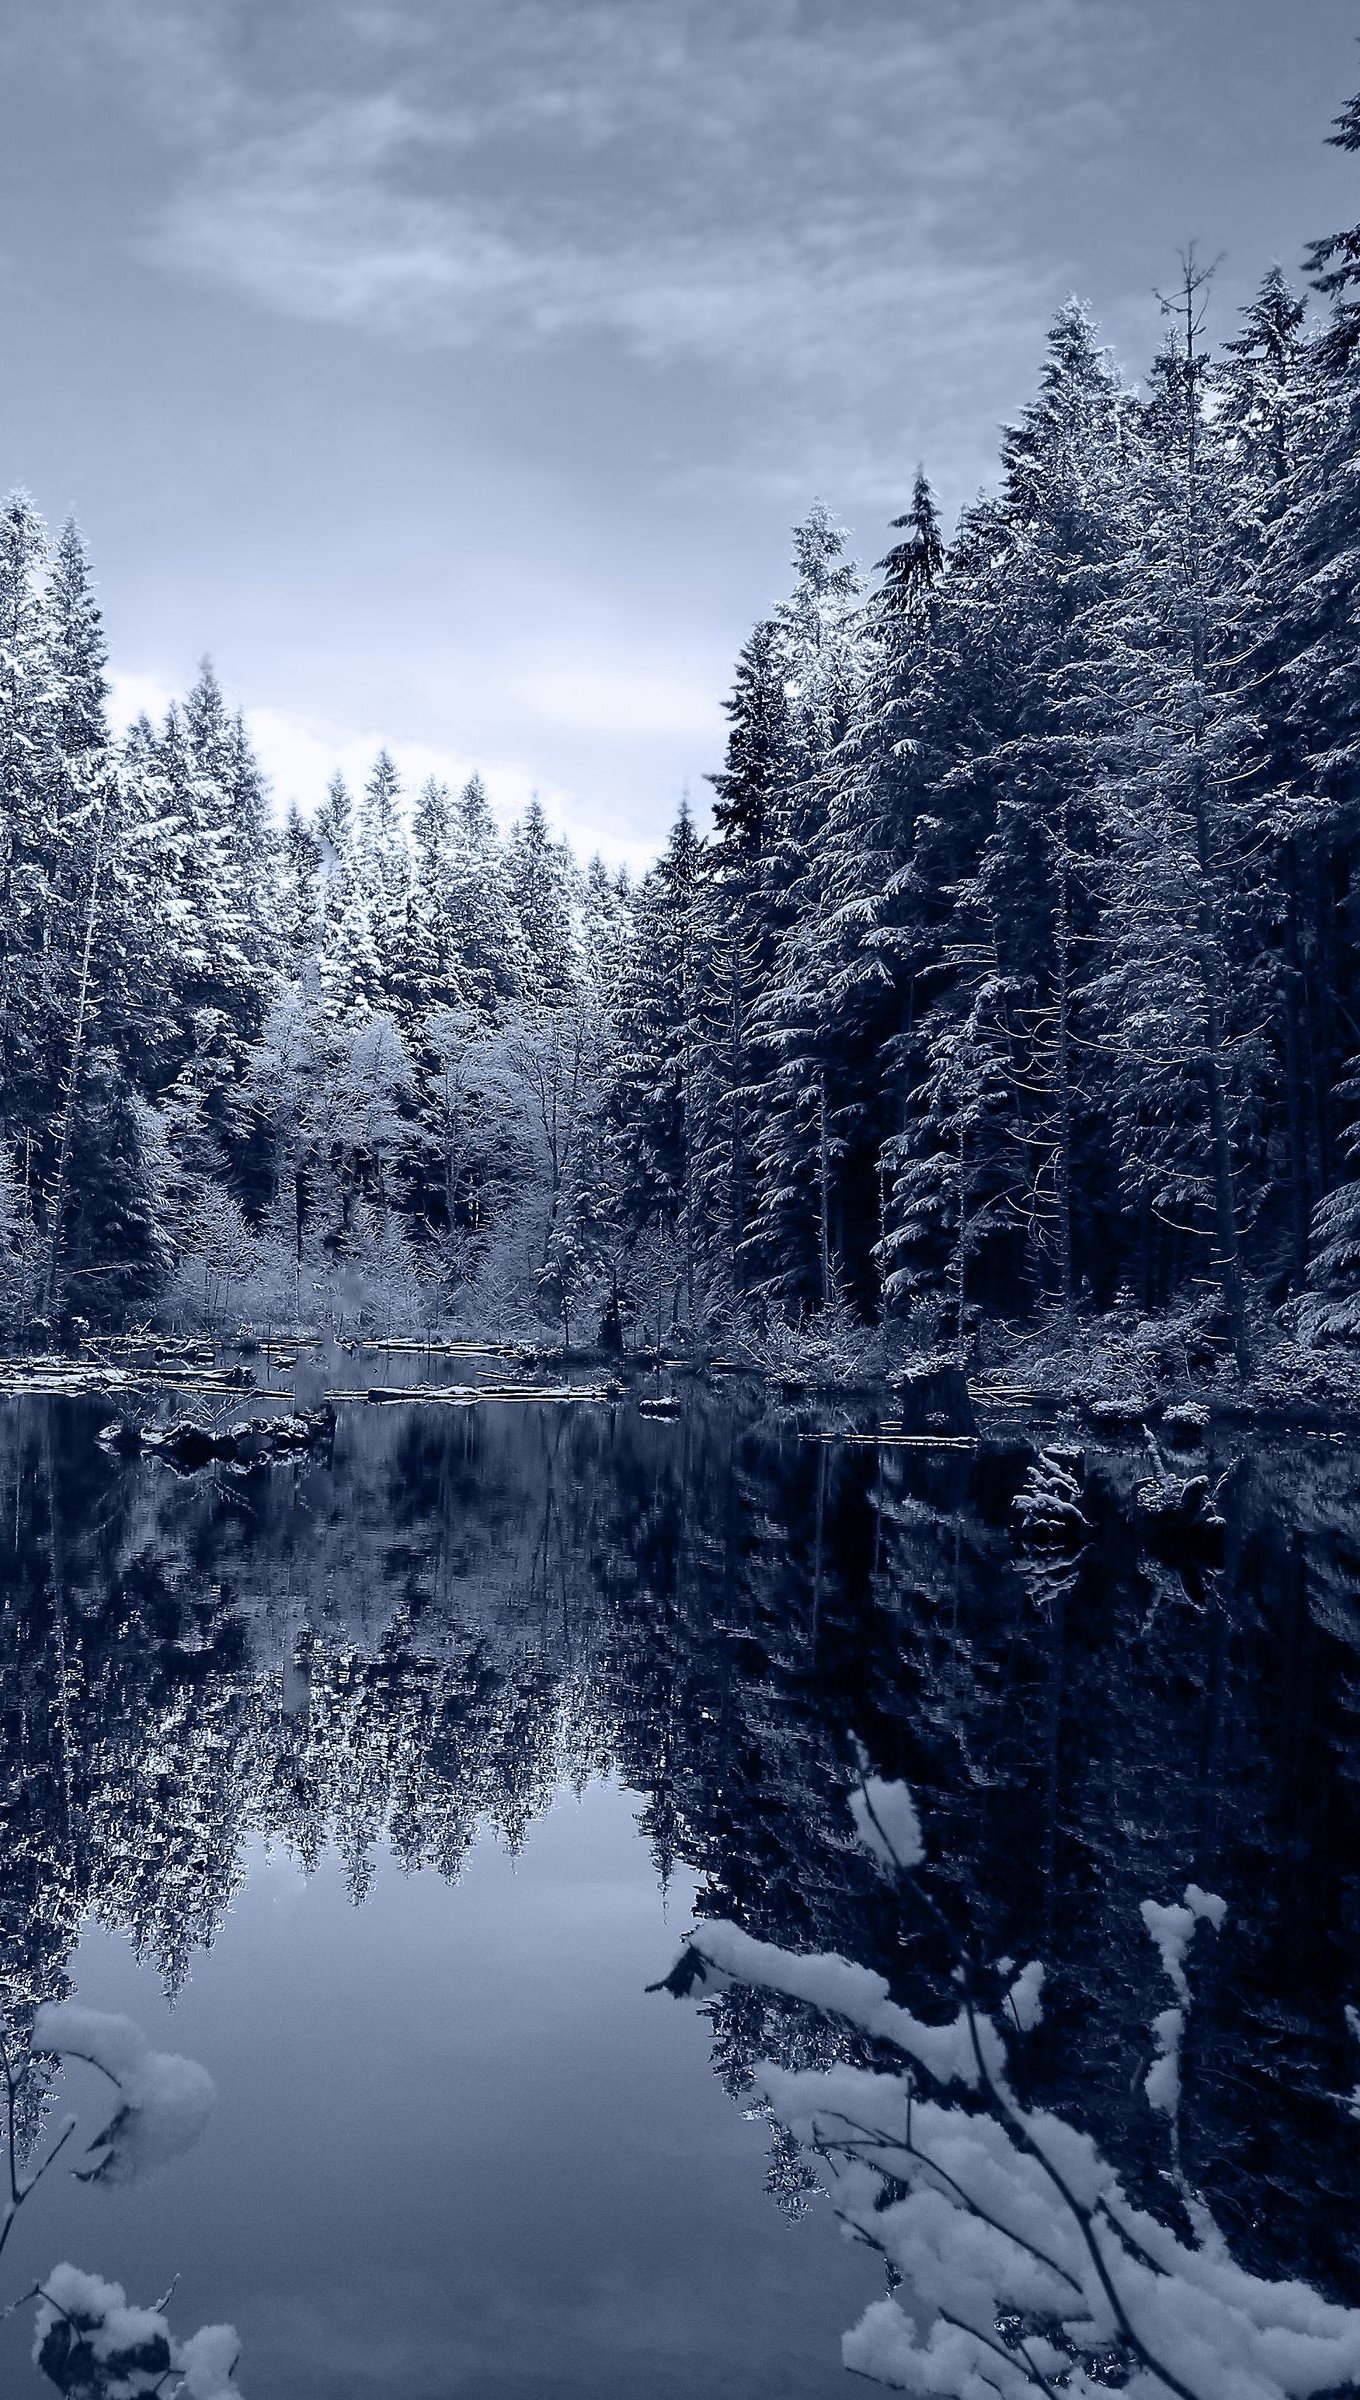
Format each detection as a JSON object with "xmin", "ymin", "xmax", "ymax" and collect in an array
[{"xmin": 3, "ymin": 0, "xmax": 1358, "ymax": 866}]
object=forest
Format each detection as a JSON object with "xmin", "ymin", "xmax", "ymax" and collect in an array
[{"xmin": 7, "ymin": 77, "xmax": 1360, "ymax": 1384}]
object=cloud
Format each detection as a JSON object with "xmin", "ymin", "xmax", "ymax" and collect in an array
[
  {"xmin": 125, "ymin": 0, "xmax": 1123, "ymax": 474},
  {"xmin": 513, "ymin": 663, "xmax": 722, "ymax": 742}
]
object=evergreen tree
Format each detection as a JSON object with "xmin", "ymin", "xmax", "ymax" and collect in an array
[
  {"xmin": 1305, "ymin": 69, "xmax": 1360, "ymax": 367},
  {"xmin": 608, "ymin": 799, "xmax": 705, "ymax": 1322},
  {"xmin": 356, "ymin": 748, "xmax": 408, "ymax": 984},
  {"xmin": 401, "ymin": 775, "xmax": 464, "ymax": 1022},
  {"xmin": 507, "ymin": 795, "xmax": 578, "ymax": 1003},
  {"xmin": 1084, "ymin": 267, "xmax": 1270, "ymax": 1372},
  {"xmin": 445, "ymin": 773, "xmax": 519, "ymax": 1015},
  {"xmin": 59, "ymin": 1048, "xmax": 174, "ymax": 1330},
  {"xmin": 280, "ymin": 802, "xmax": 324, "ymax": 977},
  {"xmin": 699, "ymin": 617, "xmax": 791, "ymax": 1294}
]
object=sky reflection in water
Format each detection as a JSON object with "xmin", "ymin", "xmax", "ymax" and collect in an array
[
  {"xmin": 1, "ymin": 1388, "xmax": 1359, "ymax": 2393},
  {"xmin": 1, "ymin": 1788, "xmax": 873, "ymax": 2398}
]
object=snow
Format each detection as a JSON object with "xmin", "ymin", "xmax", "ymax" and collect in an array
[
  {"xmin": 32, "ymin": 2000, "xmax": 216, "ymax": 2184},
  {"xmin": 176, "ymin": 2323, "xmax": 244, "ymax": 2397},
  {"xmin": 34, "ymin": 2263, "xmax": 167, "ymax": 2363},
  {"xmin": 848, "ymin": 1775, "xmax": 925, "ymax": 1876},
  {"xmin": 1146, "ymin": 2003, "xmax": 1186, "ymax": 2118},
  {"xmin": 1138, "ymin": 1885, "xmax": 1226, "ymax": 2121},
  {"xmin": 679, "ymin": 1919, "xmax": 1000, "ymax": 2091},
  {"xmin": 1003, "ymin": 1959, "xmax": 1045, "ymax": 2034},
  {"xmin": 32, "ymin": 2265, "xmax": 241, "ymax": 2395},
  {"xmin": 751, "ymin": 2049, "xmax": 1360, "ymax": 2399},
  {"xmin": 661, "ymin": 1875, "xmax": 1360, "ymax": 2396},
  {"xmin": 1140, "ymin": 1883, "xmax": 1226, "ymax": 2001}
]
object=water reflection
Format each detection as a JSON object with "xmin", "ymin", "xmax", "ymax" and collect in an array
[{"xmin": 1, "ymin": 1392, "xmax": 1358, "ymax": 2387}]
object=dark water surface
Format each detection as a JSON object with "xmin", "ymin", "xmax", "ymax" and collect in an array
[{"xmin": 1, "ymin": 1386, "xmax": 1358, "ymax": 2393}]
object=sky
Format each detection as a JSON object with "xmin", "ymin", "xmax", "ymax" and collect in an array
[{"xmin": 2, "ymin": 0, "xmax": 1359, "ymax": 871}]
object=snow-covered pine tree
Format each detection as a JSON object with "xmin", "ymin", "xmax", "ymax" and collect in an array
[
  {"xmin": 444, "ymin": 773, "xmax": 519, "ymax": 1015},
  {"xmin": 1083, "ymin": 261, "xmax": 1273, "ymax": 1373},
  {"xmin": 746, "ymin": 508, "xmax": 867, "ymax": 1311},
  {"xmin": 315, "ymin": 770, "xmax": 358, "ymax": 933},
  {"xmin": 0, "ymin": 493, "xmax": 58, "ymax": 1152},
  {"xmin": 944, "ymin": 303, "xmax": 1133, "ymax": 1322},
  {"xmin": 507, "ymin": 794, "xmax": 579, "ymax": 1004},
  {"xmin": 607, "ymin": 798, "xmax": 705, "ymax": 1325},
  {"xmin": 1295, "ymin": 1050, "xmax": 1360, "ymax": 1342},
  {"xmin": 400, "ymin": 775, "xmax": 465, "ymax": 1023},
  {"xmin": 698, "ymin": 616, "xmax": 790, "ymax": 1297},
  {"xmin": 280, "ymin": 802, "xmax": 324, "ymax": 978},
  {"xmin": 58, "ymin": 1047, "xmax": 174, "ymax": 1330},
  {"xmin": 315, "ymin": 773, "xmax": 384, "ymax": 1018},
  {"xmin": 1305, "ymin": 67, "xmax": 1360, "ymax": 369},
  {"xmin": 356, "ymin": 748, "xmax": 409, "ymax": 987},
  {"xmin": 1218, "ymin": 267, "xmax": 1333, "ymax": 1285}
]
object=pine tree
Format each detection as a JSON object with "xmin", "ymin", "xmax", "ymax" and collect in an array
[
  {"xmin": 608, "ymin": 799, "xmax": 705, "ymax": 1323},
  {"xmin": 58, "ymin": 1048, "xmax": 174, "ymax": 1330},
  {"xmin": 946, "ymin": 303, "xmax": 1132, "ymax": 1320},
  {"xmin": 315, "ymin": 771, "xmax": 358, "ymax": 935},
  {"xmin": 1220, "ymin": 267, "xmax": 1329, "ymax": 1283},
  {"xmin": 699, "ymin": 618, "xmax": 791, "ymax": 1294},
  {"xmin": 401, "ymin": 775, "xmax": 464, "ymax": 1022},
  {"xmin": 280, "ymin": 803, "xmax": 324, "ymax": 977},
  {"xmin": 356, "ymin": 749, "xmax": 408, "ymax": 984},
  {"xmin": 507, "ymin": 795, "xmax": 578, "ymax": 1003},
  {"xmin": 1305, "ymin": 69, "xmax": 1360, "ymax": 368},
  {"xmin": 0, "ymin": 493, "xmax": 57, "ymax": 1144},
  {"xmin": 1085, "ymin": 264, "xmax": 1270, "ymax": 1373},
  {"xmin": 445, "ymin": 774, "xmax": 518, "ymax": 1016}
]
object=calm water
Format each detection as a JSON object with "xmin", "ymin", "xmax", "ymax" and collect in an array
[{"xmin": 1, "ymin": 1384, "xmax": 1358, "ymax": 2393}]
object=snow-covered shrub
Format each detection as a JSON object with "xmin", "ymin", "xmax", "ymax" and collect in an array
[
  {"xmin": 656, "ymin": 1771, "xmax": 1360, "ymax": 2398},
  {"xmin": 1013, "ymin": 1447, "xmax": 1088, "ymax": 1547},
  {"xmin": 32, "ymin": 2264, "xmax": 240, "ymax": 2398},
  {"xmin": 32, "ymin": 2002, "xmax": 215, "ymax": 2186},
  {"xmin": 0, "ymin": 2003, "xmax": 239, "ymax": 2395},
  {"xmin": 743, "ymin": 1291, "xmax": 892, "ymax": 1389}
]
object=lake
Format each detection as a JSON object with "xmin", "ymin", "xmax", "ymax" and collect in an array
[{"xmin": 1, "ymin": 1380, "xmax": 1357, "ymax": 2395}]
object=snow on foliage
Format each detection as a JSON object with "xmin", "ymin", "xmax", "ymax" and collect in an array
[
  {"xmin": 848, "ymin": 1775, "xmax": 925, "ymax": 1876},
  {"xmin": 32, "ymin": 2264, "xmax": 240, "ymax": 2397},
  {"xmin": 1003, "ymin": 1958, "xmax": 1046, "ymax": 2035},
  {"xmin": 31, "ymin": 2002, "xmax": 215, "ymax": 2185},
  {"xmin": 657, "ymin": 1790, "xmax": 1359, "ymax": 2397},
  {"xmin": 1139, "ymin": 1887, "xmax": 1226, "ymax": 2123}
]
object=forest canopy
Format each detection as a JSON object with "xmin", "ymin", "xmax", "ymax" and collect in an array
[{"xmin": 7, "ymin": 71, "xmax": 1360, "ymax": 1380}]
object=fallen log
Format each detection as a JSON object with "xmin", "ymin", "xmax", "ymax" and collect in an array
[{"xmin": 362, "ymin": 1382, "xmax": 621, "ymax": 1406}]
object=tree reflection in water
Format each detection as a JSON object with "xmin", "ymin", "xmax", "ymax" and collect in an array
[{"xmin": 1, "ymin": 1391, "xmax": 1358, "ymax": 2391}]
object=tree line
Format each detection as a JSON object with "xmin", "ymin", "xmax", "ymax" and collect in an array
[{"xmin": 7, "ymin": 74, "xmax": 1360, "ymax": 1367}]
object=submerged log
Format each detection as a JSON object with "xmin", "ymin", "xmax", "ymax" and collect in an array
[
  {"xmin": 98, "ymin": 1405, "xmax": 335, "ymax": 1469},
  {"xmin": 894, "ymin": 1359, "xmax": 978, "ymax": 1437}
]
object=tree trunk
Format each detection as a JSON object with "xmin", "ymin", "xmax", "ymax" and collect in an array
[
  {"xmin": 1190, "ymin": 769, "xmax": 1253, "ymax": 1379},
  {"xmin": 817, "ymin": 1064, "xmax": 832, "ymax": 1305},
  {"xmin": 1052, "ymin": 815, "xmax": 1076, "ymax": 1326}
]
